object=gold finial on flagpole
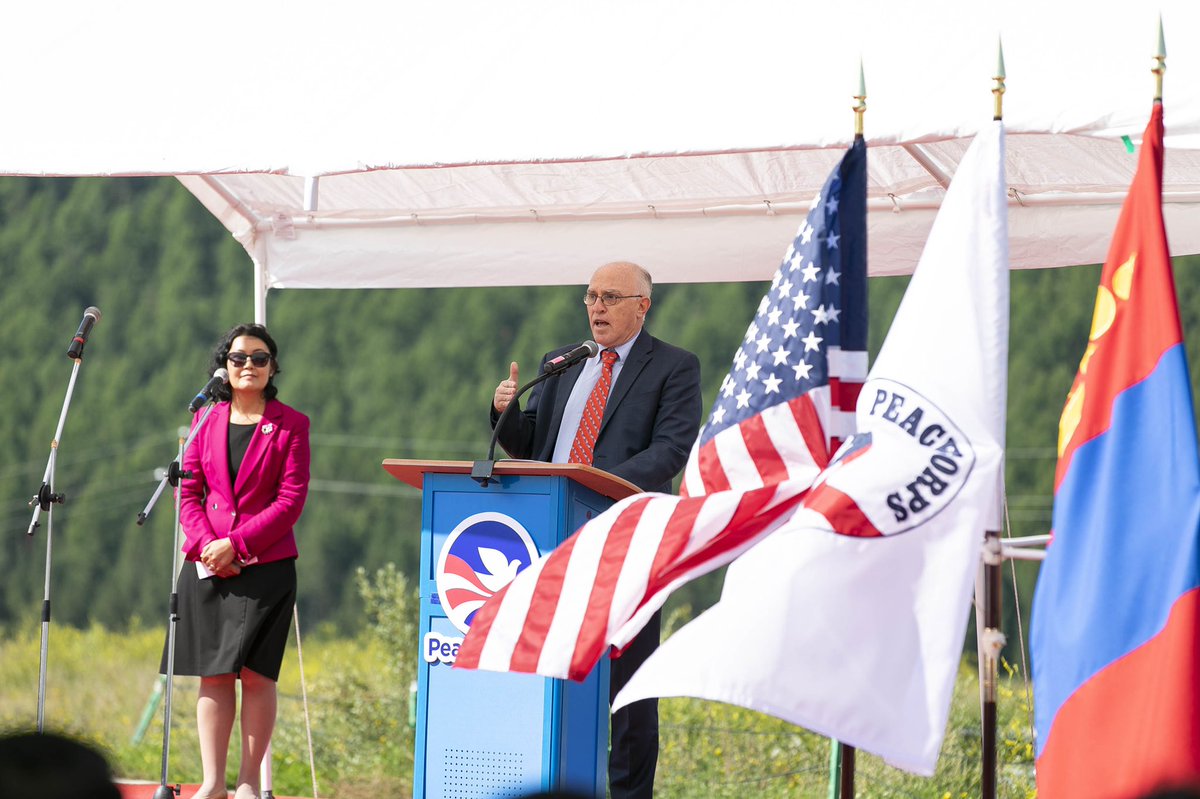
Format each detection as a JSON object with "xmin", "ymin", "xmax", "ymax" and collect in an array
[
  {"xmin": 853, "ymin": 57, "xmax": 867, "ymax": 139},
  {"xmin": 1152, "ymin": 15, "xmax": 1166, "ymax": 102},
  {"xmin": 992, "ymin": 37, "xmax": 1006, "ymax": 121}
]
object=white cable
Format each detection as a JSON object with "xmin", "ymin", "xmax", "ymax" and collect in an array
[
  {"xmin": 1002, "ymin": 495, "xmax": 1037, "ymax": 748},
  {"xmin": 293, "ymin": 602, "xmax": 320, "ymax": 799}
]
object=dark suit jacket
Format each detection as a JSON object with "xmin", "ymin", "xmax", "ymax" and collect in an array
[
  {"xmin": 179, "ymin": 399, "xmax": 311, "ymax": 565},
  {"xmin": 492, "ymin": 331, "xmax": 702, "ymax": 494}
]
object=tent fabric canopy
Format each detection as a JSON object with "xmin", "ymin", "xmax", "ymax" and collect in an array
[{"xmin": 7, "ymin": 1, "xmax": 1200, "ymax": 292}]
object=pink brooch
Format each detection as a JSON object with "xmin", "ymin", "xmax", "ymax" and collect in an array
[{"xmin": 261, "ymin": 422, "xmax": 276, "ymax": 435}]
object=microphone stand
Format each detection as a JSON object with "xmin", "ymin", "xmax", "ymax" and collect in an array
[
  {"xmin": 137, "ymin": 403, "xmax": 218, "ymax": 799},
  {"xmin": 472, "ymin": 364, "xmax": 568, "ymax": 487},
  {"xmin": 25, "ymin": 357, "xmax": 85, "ymax": 733}
]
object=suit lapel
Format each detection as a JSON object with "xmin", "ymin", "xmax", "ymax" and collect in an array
[
  {"xmin": 600, "ymin": 332, "xmax": 652, "ymax": 436},
  {"xmin": 207, "ymin": 403, "xmax": 234, "ymax": 500},
  {"xmin": 233, "ymin": 400, "xmax": 283, "ymax": 496}
]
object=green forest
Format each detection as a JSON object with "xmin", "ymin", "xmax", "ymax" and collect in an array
[{"xmin": 2, "ymin": 175, "xmax": 1199, "ymax": 657}]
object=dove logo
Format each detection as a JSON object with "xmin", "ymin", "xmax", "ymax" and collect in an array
[{"xmin": 435, "ymin": 511, "xmax": 540, "ymax": 635}]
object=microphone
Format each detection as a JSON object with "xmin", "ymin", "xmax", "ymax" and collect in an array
[
  {"xmin": 66, "ymin": 306, "xmax": 102, "ymax": 360},
  {"xmin": 543, "ymin": 340, "xmax": 599, "ymax": 374},
  {"xmin": 188, "ymin": 368, "xmax": 230, "ymax": 413},
  {"xmin": 473, "ymin": 339, "xmax": 599, "ymax": 486}
]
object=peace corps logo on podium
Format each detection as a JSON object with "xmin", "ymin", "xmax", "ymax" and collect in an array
[{"xmin": 426, "ymin": 512, "xmax": 539, "ymax": 665}]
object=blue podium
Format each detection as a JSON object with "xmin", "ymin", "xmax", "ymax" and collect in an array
[{"xmin": 383, "ymin": 460, "xmax": 640, "ymax": 799}]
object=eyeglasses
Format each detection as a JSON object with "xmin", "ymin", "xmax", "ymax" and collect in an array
[
  {"xmin": 584, "ymin": 292, "xmax": 645, "ymax": 307},
  {"xmin": 228, "ymin": 352, "xmax": 272, "ymax": 368}
]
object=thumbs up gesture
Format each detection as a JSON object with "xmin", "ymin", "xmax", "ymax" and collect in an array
[{"xmin": 494, "ymin": 361, "xmax": 519, "ymax": 413}]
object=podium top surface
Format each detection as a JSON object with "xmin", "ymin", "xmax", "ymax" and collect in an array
[{"xmin": 381, "ymin": 459, "xmax": 642, "ymax": 501}]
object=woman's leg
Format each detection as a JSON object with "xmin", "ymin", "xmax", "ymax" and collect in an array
[
  {"xmin": 194, "ymin": 673, "xmax": 237, "ymax": 799},
  {"xmin": 233, "ymin": 667, "xmax": 277, "ymax": 799}
]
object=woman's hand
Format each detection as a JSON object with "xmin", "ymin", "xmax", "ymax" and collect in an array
[
  {"xmin": 213, "ymin": 561, "xmax": 242, "ymax": 578},
  {"xmin": 200, "ymin": 538, "xmax": 240, "ymax": 577}
]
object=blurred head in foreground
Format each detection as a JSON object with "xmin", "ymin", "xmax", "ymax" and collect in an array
[{"xmin": 0, "ymin": 730, "xmax": 120, "ymax": 799}]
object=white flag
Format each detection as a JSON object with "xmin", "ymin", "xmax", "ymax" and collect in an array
[{"xmin": 614, "ymin": 121, "xmax": 1009, "ymax": 776}]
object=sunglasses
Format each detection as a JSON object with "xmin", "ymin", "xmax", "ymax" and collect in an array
[{"xmin": 227, "ymin": 351, "xmax": 272, "ymax": 368}]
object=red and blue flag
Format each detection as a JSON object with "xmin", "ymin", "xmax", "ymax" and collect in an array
[{"xmin": 1031, "ymin": 102, "xmax": 1200, "ymax": 797}]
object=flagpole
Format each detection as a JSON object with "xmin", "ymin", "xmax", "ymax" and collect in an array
[
  {"xmin": 1153, "ymin": 14, "xmax": 1165, "ymax": 104},
  {"xmin": 853, "ymin": 57, "xmax": 866, "ymax": 139},
  {"xmin": 983, "ymin": 24, "xmax": 1166, "ymax": 788},
  {"xmin": 976, "ymin": 38, "xmax": 1007, "ymax": 799},
  {"xmin": 979, "ymin": 531, "xmax": 1003, "ymax": 799},
  {"xmin": 1002, "ymin": 26, "xmax": 1169, "ymax": 797},
  {"xmin": 826, "ymin": 58, "xmax": 867, "ymax": 799}
]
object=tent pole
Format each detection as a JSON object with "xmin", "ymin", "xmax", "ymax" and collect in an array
[
  {"xmin": 250, "ymin": 214, "xmax": 274, "ymax": 797},
  {"xmin": 304, "ymin": 176, "xmax": 320, "ymax": 212},
  {"xmin": 253, "ymin": 245, "xmax": 268, "ymax": 325}
]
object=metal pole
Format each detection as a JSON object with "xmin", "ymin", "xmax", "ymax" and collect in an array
[
  {"xmin": 252, "ymin": 252, "xmax": 270, "ymax": 793},
  {"xmin": 131, "ymin": 675, "xmax": 167, "ymax": 745},
  {"xmin": 138, "ymin": 411, "xmax": 216, "ymax": 799},
  {"xmin": 253, "ymin": 237, "xmax": 269, "ymax": 326},
  {"xmin": 979, "ymin": 530, "xmax": 1004, "ymax": 799},
  {"xmin": 827, "ymin": 741, "xmax": 855, "ymax": 799},
  {"xmin": 27, "ymin": 358, "xmax": 84, "ymax": 731},
  {"xmin": 827, "ymin": 740, "xmax": 842, "ymax": 799},
  {"xmin": 840, "ymin": 744, "xmax": 855, "ymax": 799}
]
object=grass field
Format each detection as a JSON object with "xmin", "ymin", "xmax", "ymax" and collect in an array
[{"xmin": 0, "ymin": 568, "xmax": 1036, "ymax": 798}]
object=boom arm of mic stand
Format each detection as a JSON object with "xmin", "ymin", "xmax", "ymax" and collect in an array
[
  {"xmin": 26, "ymin": 359, "xmax": 82, "ymax": 537},
  {"xmin": 472, "ymin": 368, "xmax": 559, "ymax": 487},
  {"xmin": 137, "ymin": 403, "xmax": 217, "ymax": 526}
]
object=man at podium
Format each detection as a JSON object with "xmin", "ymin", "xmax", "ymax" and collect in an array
[{"xmin": 490, "ymin": 260, "xmax": 703, "ymax": 799}]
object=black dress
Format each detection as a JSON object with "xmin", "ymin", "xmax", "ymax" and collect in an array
[{"xmin": 160, "ymin": 421, "xmax": 297, "ymax": 681}]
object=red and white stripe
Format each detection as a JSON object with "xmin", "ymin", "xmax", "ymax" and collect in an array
[
  {"xmin": 456, "ymin": 348, "xmax": 867, "ymax": 681},
  {"xmin": 680, "ymin": 393, "xmax": 827, "ymax": 498},
  {"xmin": 827, "ymin": 346, "xmax": 868, "ymax": 445},
  {"xmin": 455, "ymin": 479, "xmax": 812, "ymax": 680},
  {"xmin": 680, "ymin": 347, "xmax": 867, "ymax": 500}
]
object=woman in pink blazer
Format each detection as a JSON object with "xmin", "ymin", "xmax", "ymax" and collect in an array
[{"xmin": 160, "ymin": 323, "xmax": 310, "ymax": 799}]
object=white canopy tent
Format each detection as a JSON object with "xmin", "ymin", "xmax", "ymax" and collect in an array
[{"xmin": 6, "ymin": 1, "xmax": 1200, "ymax": 320}]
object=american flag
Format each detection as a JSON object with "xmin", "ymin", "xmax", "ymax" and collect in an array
[
  {"xmin": 681, "ymin": 140, "xmax": 868, "ymax": 497},
  {"xmin": 454, "ymin": 139, "xmax": 867, "ymax": 681}
]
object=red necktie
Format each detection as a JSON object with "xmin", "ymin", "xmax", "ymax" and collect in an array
[{"xmin": 569, "ymin": 349, "xmax": 619, "ymax": 466}]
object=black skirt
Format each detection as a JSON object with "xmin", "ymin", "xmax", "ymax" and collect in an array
[{"xmin": 160, "ymin": 558, "xmax": 296, "ymax": 682}]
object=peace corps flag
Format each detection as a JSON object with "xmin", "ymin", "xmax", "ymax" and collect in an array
[{"xmin": 615, "ymin": 120, "xmax": 1009, "ymax": 776}]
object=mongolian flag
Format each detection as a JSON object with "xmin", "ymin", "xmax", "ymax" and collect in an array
[{"xmin": 1031, "ymin": 102, "xmax": 1200, "ymax": 797}]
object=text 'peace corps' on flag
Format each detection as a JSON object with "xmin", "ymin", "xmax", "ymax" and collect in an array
[
  {"xmin": 453, "ymin": 139, "xmax": 868, "ymax": 681},
  {"xmin": 616, "ymin": 121, "xmax": 1009, "ymax": 777}
]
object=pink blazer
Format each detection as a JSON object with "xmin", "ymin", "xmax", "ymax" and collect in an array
[{"xmin": 179, "ymin": 399, "xmax": 311, "ymax": 565}]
